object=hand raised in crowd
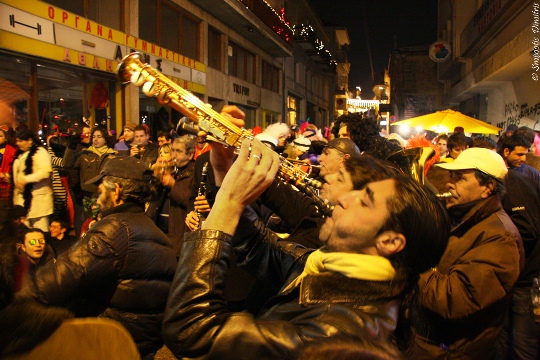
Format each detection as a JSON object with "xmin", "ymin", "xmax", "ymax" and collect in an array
[
  {"xmin": 46, "ymin": 134, "xmax": 57, "ymax": 147},
  {"xmin": 130, "ymin": 144, "xmax": 140, "ymax": 157}
]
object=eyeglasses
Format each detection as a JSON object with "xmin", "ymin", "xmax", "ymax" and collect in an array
[{"xmin": 28, "ymin": 238, "xmax": 45, "ymax": 246}]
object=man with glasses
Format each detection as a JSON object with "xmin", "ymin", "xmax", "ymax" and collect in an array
[{"xmin": 411, "ymin": 148, "xmax": 523, "ymax": 359}]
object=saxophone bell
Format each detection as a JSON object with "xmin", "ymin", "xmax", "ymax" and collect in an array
[
  {"xmin": 117, "ymin": 52, "xmax": 144, "ymax": 83},
  {"xmin": 387, "ymin": 147, "xmax": 435, "ymax": 185}
]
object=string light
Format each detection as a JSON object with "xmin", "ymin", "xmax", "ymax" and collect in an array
[
  {"xmin": 238, "ymin": 0, "xmax": 293, "ymax": 43},
  {"xmin": 236, "ymin": 2, "xmax": 334, "ymax": 68}
]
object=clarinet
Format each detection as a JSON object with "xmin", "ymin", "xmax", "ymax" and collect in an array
[{"xmin": 195, "ymin": 161, "xmax": 209, "ymax": 230}]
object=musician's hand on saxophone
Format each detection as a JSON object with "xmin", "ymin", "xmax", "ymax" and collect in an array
[
  {"xmin": 202, "ymin": 138, "xmax": 280, "ymax": 234},
  {"xmin": 208, "ymin": 105, "xmax": 245, "ymax": 185}
]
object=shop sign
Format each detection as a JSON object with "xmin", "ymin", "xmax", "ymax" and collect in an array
[
  {"xmin": 233, "ymin": 83, "xmax": 250, "ymax": 96},
  {"xmin": 335, "ymin": 96, "xmax": 346, "ymax": 110},
  {"xmin": 0, "ymin": 0, "xmax": 205, "ymax": 73},
  {"xmin": 0, "ymin": 2, "xmax": 55, "ymax": 43},
  {"xmin": 460, "ymin": 0, "xmax": 510, "ymax": 54},
  {"xmin": 429, "ymin": 41, "xmax": 452, "ymax": 62}
]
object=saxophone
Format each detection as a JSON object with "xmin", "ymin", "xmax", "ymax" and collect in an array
[{"xmin": 118, "ymin": 52, "xmax": 331, "ymax": 215}]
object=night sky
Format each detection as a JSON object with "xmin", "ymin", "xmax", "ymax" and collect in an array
[{"xmin": 309, "ymin": 0, "xmax": 438, "ymax": 98}]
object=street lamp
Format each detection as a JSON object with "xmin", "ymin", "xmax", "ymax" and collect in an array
[{"xmin": 355, "ymin": 86, "xmax": 361, "ymax": 99}]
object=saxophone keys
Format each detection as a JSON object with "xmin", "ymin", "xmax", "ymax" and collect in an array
[
  {"xmin": 130, "ymin": 71, "xmax": 146, "ymax": 86},
  {"xmin": 142, "ymin": 81, "xmax": 158, "ymax": 96},
  {"xmin": 157, "ymin": 90, "xmax": 171, "ymax": 104}
]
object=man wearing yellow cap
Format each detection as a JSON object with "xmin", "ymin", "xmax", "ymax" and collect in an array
[{"xmin": 411, "ymin": 147, "xmax": 523, "ymax": 359}]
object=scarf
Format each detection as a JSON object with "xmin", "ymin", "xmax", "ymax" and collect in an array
[
  {"xmin": 22, "ymin": 145, "xmax": 40, "ymax": 210},
  {"xmin": 283, "ymin": 249, "xmax": 396, "ymax": 292},
  {"xmin": 448, "ymin": 199, "xmax": 482, "ymax": 227},
  {"xmin": 87, "ymin": 145, "xmax": 111, "ymax": 157}
]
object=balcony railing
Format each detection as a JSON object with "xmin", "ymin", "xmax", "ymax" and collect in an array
[{"xmin": 238, "ymin": 0, "xmax": 294, "ymax": 45}]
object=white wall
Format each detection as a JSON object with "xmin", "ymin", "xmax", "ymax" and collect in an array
[{"xmin": 487, "ymin": 72, "xmax": 540, "ymax": 129}]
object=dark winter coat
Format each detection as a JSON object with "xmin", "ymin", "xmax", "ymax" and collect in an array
[
  {"xmin": 63, "ymin": 146, "xmax": 116, "ymax": 195},
  {"xmin": 503, "ymin": 169, "xmax": 540, "ymax": 286},
  {"xmin": 18, "ymin": 202, "xmax": 177, "ymax": 357},
  {"xmin": 168, "ymin": 161, "xmax": 195, "ymax": 255},
  {"xmin": 412, "ymin": 196, "xmax": 522, "ymax": 359}
]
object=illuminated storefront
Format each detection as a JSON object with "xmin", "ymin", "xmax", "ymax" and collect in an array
[{"xmin": 0, "ymin": 0, "xmax": 205, "ymax": 134}]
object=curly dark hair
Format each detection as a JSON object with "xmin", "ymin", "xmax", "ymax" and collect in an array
[{"xmin": 331, "ymin": 112, "xmax": 401, "ymax": 159}]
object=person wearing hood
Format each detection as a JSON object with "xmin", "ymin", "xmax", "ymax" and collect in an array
[{"xmin": 63, "ymin": 127, "xmax": 116, "ymax": 229}]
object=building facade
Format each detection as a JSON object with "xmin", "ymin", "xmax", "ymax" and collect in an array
[
  {"xmin": 0, "ymin": 0, "xmax": 342, "ymax": 136},
  {"xmin": 388, "ymin": 46, "xmax": 444, "ymax": 121},
  {"xmin": 437, "ymin": 0, "xmax": 540, "ymax": 130}
]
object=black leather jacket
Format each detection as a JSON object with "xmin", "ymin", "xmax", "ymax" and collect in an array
[
  {"xmin": 19, "ymin": 202, "xmax": 177, "ymax": 357},
  {"xmin": 163, "ymin": 206, "xmax": 407, "ymax": 359}
]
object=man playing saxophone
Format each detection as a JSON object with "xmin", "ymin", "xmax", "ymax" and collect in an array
[{"xmin": 162, "ymin": 106, "xmax": 451, "ymax": 359}]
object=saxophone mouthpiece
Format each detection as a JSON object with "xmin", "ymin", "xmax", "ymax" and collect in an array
[{"xmin": 436, "ymin": 192, "xmax": 453, "ymax": 199}]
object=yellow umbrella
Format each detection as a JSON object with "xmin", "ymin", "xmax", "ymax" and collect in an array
[{"xmin": 391, "ymin": 109, "xmax": 501, "ymax": 135}]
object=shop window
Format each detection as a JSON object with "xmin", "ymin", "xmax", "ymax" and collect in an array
[
  {"xmin": 262, "ymin": 61, "xmax": 279, "ymax": 93},
  {"xmin": 139, "ymin": 0, "xmax": 158, "ymax": 44},
  {"xmin": 182, "ymin": 16, "xmax": 199, "ymax": 61},
  {"xmin": 287, "ymin": 94, "xmax": 300, "ymax": 125},
  {"xmin": 161, "ymin": 3, "xmax": 181, "ymax": 53},
  {"xmin": 139, "ymin": 0, "xmax": 200, "ymax": 61},
  {"xmin": 0, "ymin": 56, "xmax": 31, "ymax": 126},
  {"xmin": 228, "ymin": 41, "xmax": 256, "ymax": 84},
  {"xmin": 44, "ymin": 0, "xmax": 122, "ymax": 31},
  {"xmin": 208, "ymin": 27, "xmax": 222, "ymax": 70},
  {"xmin": 261, "ymin": 110, "xmax": 280, "ymax": 128},
  {"xmin": 37, "ymin": 66, "xmax": 83, "ymax": 134},
  {"xmin": 243, "ymin": 106, "xmax": 256, "ymax": 129}
]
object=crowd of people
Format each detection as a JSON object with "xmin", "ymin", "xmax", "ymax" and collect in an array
[{"xmin": 0, "ymin": 108, "xmax": 539, "ymax": 360}]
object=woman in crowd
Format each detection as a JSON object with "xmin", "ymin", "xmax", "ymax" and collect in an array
[
  {"xmin": 12, "ymin": 129, "xmax": 53, "ymax": 232},
  {"xmin": 0, "ymin": 126, "xmax": 16, "ymax": 204}
]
